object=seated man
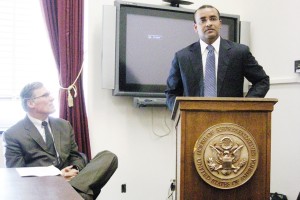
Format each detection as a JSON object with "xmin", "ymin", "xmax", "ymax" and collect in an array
[{"xmin": 3, "ymin": 82, "xmax": 118, "ymax": 200}]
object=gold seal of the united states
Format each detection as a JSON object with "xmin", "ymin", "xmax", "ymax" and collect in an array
[{"xmin": 193, "ymin": 123, "xmax": 259, "ymax": 189}]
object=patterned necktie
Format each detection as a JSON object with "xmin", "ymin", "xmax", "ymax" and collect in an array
[
  {"xmin": 42, "ymin": 121, "xmax": 56, "ymax": 156},
  {"xmin": 204, "ymin": 45, "xmax": 217, "ymax": 97}
]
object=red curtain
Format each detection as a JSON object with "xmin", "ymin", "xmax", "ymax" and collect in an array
[{"xmin": 40, "ymin": 0, "xmax": 91, "ymax": 159}]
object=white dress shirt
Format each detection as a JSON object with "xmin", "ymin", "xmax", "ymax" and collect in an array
[{"xmin": 200, "ymin": 36, "xmax": 221, "ymax": 78}]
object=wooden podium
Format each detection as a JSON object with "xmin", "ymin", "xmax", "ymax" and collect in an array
[{"xmin": 172, "ymin": 97, "xmax": 277, "ymax": 200}]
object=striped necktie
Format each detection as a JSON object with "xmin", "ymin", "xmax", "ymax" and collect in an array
[{"xmin": 204, "ymin": 45, "xmax": 217, "ymax": 97}]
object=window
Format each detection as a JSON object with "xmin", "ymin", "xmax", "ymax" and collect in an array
[{"xmin": 0, "ymin": 0, "xmax": 59, "ymax": 131}]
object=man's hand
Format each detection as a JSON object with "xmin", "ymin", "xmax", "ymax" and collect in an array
[{"xmin": 61, "ymin": 165, "xmax": 79, "ymax": 181}]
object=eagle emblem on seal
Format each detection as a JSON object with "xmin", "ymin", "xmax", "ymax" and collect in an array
[{"xmin": 207, "ymin": 136, "xmax": 247, "ymax": 176}]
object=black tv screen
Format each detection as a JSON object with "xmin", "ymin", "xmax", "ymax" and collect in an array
[{"xmin": 114, "ymin": 2, "xmax": 240, "ymax": 98}]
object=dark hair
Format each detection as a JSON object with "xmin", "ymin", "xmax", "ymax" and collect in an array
[
  {"xmin": 20, "ymin": 82, "xmax": 44, "ymax": 112},
  {"xmin": 194, "ymin": 5, "xmax": 221, "ymax": 23}
]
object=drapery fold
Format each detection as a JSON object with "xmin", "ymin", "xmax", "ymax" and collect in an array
[{"xmin": 40, "ymin": 0, "xmax": 91, "ymax": 159}]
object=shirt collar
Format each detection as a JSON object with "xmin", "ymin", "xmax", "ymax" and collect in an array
[
  {"xmin": 200, "ymin": 36, "xmax": 221, "ymax": 54},
  {"xmin": 27, "ymin": 114, "xmax": 49, "ymax": 128}
]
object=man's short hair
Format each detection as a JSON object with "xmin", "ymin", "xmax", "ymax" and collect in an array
[
  {"xmin": 20, "ymin": 82, "xmax": 44, "ymax": 112},
  {"xmin": 194, "ymin": 5, "xmax": 221, "ymax": 23}
]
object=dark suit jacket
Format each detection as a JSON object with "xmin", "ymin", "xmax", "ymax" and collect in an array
[
  {"xmin": 165, "ymin": 38, "xmax": 270, "ymax": 110},
  {"xmin": 3, "ymin": 116, "xmax": 85, "ymax": 170}
]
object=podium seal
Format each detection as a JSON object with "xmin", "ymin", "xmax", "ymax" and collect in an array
[{"xmin": 193, "ymin": 123, "xmax": 259, "ymax": 189}]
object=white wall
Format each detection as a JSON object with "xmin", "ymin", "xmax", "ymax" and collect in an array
[
  {"xmin": 87, "ymin": 0, "xmax": 300, "ymax": 200},
  {"xmin": 88, "ymin": 1, "xmax": 176, "ymax": 200},
  {"xmin": 0, "ymin": 134, "xmax": 3, "ymax": 167}
]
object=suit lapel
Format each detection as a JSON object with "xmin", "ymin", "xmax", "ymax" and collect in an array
[
  {"xmin": 189, "ymin": 42, "xmax": 203, "ymax": 74},
  {"xmin": 217, "ymin": 39, "xmax": 231, "ymax": 95},
  {"xmin": 24, "ymin": 116, "xmax": 48, "ymax": 152},
  {"xmin": 189, "ymin": 42, "xmax": 204, "ymax": 96},
  {"xmin": 48, "ymin": 118, "xmax": 61, "ymax": 157}
]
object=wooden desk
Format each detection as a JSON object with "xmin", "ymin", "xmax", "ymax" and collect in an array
[{"xmin": 0, "ymin": 168, "xmax": 83, "ymax": 200}]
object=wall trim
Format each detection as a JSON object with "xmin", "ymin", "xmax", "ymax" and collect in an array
[{"xmin": 270, "ymin": 76, "xmax": 300, "ymax": 85}]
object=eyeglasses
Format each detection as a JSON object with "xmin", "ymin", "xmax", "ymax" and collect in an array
[
  {"xmin": 30, "ymin": 92, "xmax": 51, "ymax": 100},
  {"xmin": 32, "ymin": 92, "xmax": 51, "ymax": 99}
]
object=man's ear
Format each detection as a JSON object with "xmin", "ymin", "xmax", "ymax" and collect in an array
[
  {"xmin": 27, "ymin": 99, "xmax": 35, "ymax": 109},
  {"xmin": 219, "ymin": 19, "xmax": 222, "ymax": 29},
  {"xmin": 193, "ymin": 23, "xmax": 198, "ymax": 33}
]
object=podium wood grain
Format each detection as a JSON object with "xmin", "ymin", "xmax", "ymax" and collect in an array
[{"xmin": 172, "ymin": 97, "xmax": 277, "ymax": 200}]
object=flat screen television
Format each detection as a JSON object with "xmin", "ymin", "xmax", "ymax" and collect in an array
[{"xmin": 113, "ymin": 1, "xmax": 240, "ymax": 98}]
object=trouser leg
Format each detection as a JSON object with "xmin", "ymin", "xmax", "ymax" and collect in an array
[{"xmin": 69, "ymin": 150, "xmax": 118, "ymax": 199}]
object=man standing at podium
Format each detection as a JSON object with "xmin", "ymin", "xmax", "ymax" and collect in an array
[{"xmin": 165, "ymin": 5, "xmax": 269, "ymax": 110}]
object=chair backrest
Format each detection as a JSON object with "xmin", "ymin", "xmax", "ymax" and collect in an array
[
  {"xmin": 270, "ymin": 192, "xmax": 287, "ymax": 200},
  {"xmin": 79, "ymin": 152, "xmax": 89, "ymax": 165}
]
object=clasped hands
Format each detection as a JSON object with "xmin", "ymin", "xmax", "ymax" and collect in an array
[{"xmin": 61, "ymin": 165, "xmax": 79, "ymax": 181}]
